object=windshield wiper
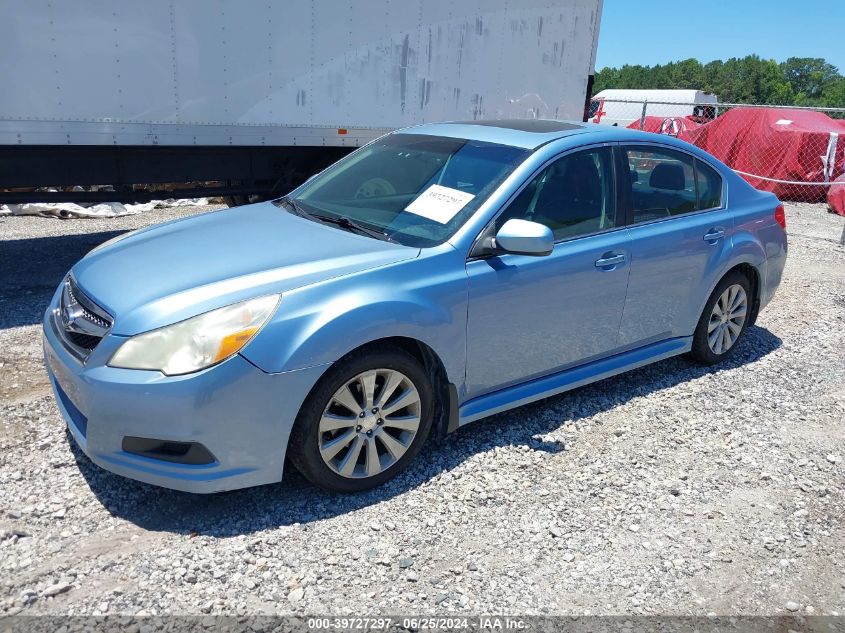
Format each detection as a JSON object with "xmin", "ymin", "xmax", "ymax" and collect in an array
[
  {"xmin": 275, "ymin": 196, "xmax": 309, "ymax": 218},
  {"xmin": 277, "ymin": 197, "xmax": 396, "ymax": 243},
  {"xmin": 309, "ymin": 213, "xmax": 396, "ymax": 242}
]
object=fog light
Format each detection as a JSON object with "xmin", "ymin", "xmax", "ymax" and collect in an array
[{"xmin": 121, "ymin": 437, "xmax": 216, "ymax": 465}]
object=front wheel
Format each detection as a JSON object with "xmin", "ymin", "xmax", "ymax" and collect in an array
[
  {"xmin": 689, "ymin": 271, "xmax": 752, "ymax": 365},
  {"xmin": 288, "ymin": 346, "xmax": 434, "ymax": 492}
]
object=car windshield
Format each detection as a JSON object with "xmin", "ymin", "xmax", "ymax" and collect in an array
[{"xmin": 282, "ymin": 133, "xmax": 529, "ymax": 247}]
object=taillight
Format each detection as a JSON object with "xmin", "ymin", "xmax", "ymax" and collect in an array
[{"xmin": 774, "ymin": 204, "xmax": 786, "ymax": 230}]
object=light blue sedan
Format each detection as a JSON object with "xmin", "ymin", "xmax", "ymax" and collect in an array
[{"xmin": 43, "ymin": 120, "xmax": 788, "ymax": 493}]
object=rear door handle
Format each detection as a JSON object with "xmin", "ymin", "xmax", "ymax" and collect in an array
[
  {"xmin": 703, "ymin": 228, "xmax": 725, "ymax": 243},
  {"xmin": 594, "ymin": 253, "xmax": 626, "ymax": 269}
]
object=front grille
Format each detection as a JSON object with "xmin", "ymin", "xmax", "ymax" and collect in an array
[
  {"xmin": 65, "ymin": 280, "xmax": 111, "ymax": 330},
  {"xmin": 54, "ymin": 276, "xmax": 113, "ymax": 361},
  {"xmin": 65, "ymin": 331, "xmax": 103, "ymax": 351}
]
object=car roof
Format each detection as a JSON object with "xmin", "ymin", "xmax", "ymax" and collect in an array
[
  {"xmin": 397, "ymin": 118, "xmax": 710, "ymax": 154},
  {"xmin": 398, "ymin": 119, "xmax": 591, "ymax": 149}
]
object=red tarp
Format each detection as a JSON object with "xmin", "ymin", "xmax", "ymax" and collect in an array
[
  {"xmin": 626, "ymin": 115, "xmax": 702, "ymax": 136},
  {"xmin": 678, "ymin": 107, "xmax": 845, "ymax": 202},
  {"xmin": 828, "ymin": 174, "xmax": 845, "ymax": 217}
]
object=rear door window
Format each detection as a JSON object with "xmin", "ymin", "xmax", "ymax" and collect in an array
[{"xmin": 624, "ymin": 146, "xmax": 697, "ymax": 223}]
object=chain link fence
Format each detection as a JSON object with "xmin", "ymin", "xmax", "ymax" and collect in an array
[{"xmin": 588, "ymin": 99, "xmax": 845, "ymax": 231}]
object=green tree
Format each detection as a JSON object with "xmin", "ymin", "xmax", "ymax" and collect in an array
[
  {"xmin": 780, "ymin": 57, "xmax": 841, "ymax": 99},
  {"xmin": 593, "ymin": 55, "xmax": 843, "ymax": 107},
  {"xmin": 669, "ymin": 59, "xmax": 705, "ymax": 90},
  {"xmin": 820, "ymin": 78, "xmax": 845, "ymax": 109}
]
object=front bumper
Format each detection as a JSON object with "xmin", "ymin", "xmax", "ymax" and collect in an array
[{"xmin": 42, "ymin": 291, "xmax": 328, "ymax": 493}]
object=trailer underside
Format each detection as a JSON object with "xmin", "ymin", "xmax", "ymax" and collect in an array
[{"xmin": 0, "ymin": 145, "xmax": 353, "ymax": 204}]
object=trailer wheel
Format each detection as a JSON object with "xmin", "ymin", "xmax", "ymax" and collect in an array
[{"xmin": 224, "ymin": 194, "xmax": 264, "ymax": 208}]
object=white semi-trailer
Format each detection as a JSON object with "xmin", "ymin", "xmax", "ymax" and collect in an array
[
  {"xmin": 0, "ymin": 0, "xmax": 603, "ymax": 205},
  {"xmin": 589, "ymin": 89, "xmax": 718, "ymax": 128}
]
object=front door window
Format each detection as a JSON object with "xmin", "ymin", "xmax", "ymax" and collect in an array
[{"xmin": 498, "ymin": 146, "xmax": 617, "ymax": 241}]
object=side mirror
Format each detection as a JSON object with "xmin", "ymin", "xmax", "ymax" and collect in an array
[{"xmin": 494, "ymin": 219, "xmax": 554, "ymax": 256}]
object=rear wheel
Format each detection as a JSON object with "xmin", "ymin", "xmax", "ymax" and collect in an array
[
  {"xmin": 288, "ymin": 346, "xmax": 433, "ymax": 492},
  {"xmin": 689, "ymin": 271, "xmax": 752, "ymax": 365}
]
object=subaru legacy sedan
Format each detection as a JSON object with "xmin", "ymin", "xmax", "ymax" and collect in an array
[{"xmin": 43, "ymin": 120, "xmax": 787, "ymax": 493}]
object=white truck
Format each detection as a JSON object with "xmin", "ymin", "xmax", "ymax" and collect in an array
[
  {"xmin": 0, "ymin": 0, "xmax": 603, "ymax": 205},
  {"xmin": 588, "ymin": 89, "xmax": 718, "ymax": 128}
]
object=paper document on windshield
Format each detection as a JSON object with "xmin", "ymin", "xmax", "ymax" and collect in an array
[{"xmin": 404, "ymin": 185, "xmax": 475, "ymax": 224}]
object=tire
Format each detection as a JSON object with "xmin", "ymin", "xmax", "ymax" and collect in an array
[
  {"xmin": 288, "ymin": 345, "xmax": 434, "ymax": 492},
  {"xmin": 223, "ymin": 194, "xmax": 264, "ymax": 208},
  {"xmin": 689, "ymin": 270, "xmax": 752, "ymax": 365}
]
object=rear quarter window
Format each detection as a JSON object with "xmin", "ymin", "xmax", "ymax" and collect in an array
[{"xmin": 695, "ymin": 159, "xmax": 723, "ymax": 209}]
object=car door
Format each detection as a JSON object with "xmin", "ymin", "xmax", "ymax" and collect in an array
[
  {"xmin": 464, "ymin": 146, "xmax": 631, "ymax": 400},
  {"xmin": 618, "ymin": 144, "xmax": 732, "ymax": 347}
]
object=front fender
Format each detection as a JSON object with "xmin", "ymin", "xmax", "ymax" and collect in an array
[{"xmin": 240, "ymin": 250, "xmax": 468, "ymax": 386}]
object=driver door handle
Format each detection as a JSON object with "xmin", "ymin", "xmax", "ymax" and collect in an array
[
  {"xmin": 594, "ymin": 253, "xmax": 626, "ymax": 269},
  {"xmin": 703, "ymin": 227, "xmax": 725, "ymax": 243}
]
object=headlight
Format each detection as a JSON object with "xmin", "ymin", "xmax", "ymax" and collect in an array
[{"xmin": 109, "ymin": 295, "xmax": 280, "ymax": 375}]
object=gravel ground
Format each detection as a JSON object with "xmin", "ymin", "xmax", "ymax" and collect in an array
[{"xmin": 0, "ymin": 202, "xmax": 843, "ymax": 617}]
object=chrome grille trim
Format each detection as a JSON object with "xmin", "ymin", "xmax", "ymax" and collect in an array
[
  {"xmin": 65, "ymin": 279, "xmax": 111, "ymax": 330},
  {"xmin": 53, "ymin": 276, "xmax": 114, "ymax": 362}
]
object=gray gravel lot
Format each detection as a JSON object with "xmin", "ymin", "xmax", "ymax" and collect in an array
[{"xmin": 0, "ymin": 202, "xmax": 843, "ymax": 617}]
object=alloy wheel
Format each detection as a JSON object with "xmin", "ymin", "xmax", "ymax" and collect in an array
[
  {"xmin": 318, "ymin": 369, "xmax": 421, "ymax": 479},
  {"xmin": 707, "ymin": 283, "xmax": 748, "ymax": 354}
]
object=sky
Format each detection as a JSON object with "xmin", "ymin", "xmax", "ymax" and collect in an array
[{"xmin": 595, "ymin": 0, "xmax": 845, "ymax": 73}]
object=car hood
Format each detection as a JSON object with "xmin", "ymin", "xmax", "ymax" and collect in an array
[{"xmin": 71, "ymin": 202, "xmax": 419, "ymax": 335}]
